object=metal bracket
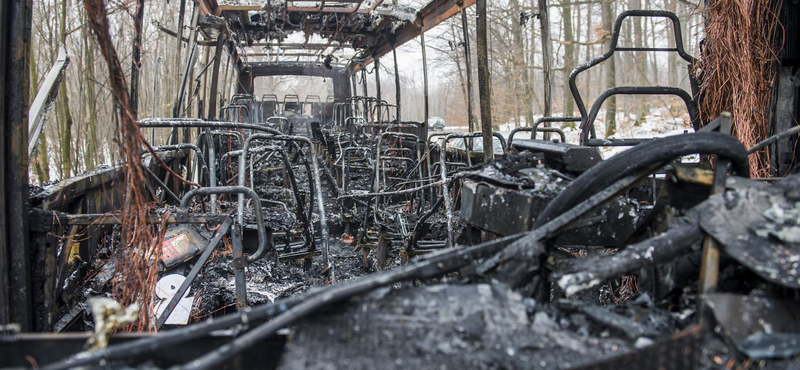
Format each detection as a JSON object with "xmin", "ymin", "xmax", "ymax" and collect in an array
[
  {"xmin": 175, "ymin": 210, "xmax": 190, "ymax": 223},
  {"xmin": 233, "ymin": 256, "xmax": 249, "ymax": 268}
]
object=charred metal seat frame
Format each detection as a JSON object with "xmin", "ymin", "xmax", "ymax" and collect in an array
[
  {"xmin": 359, "ymin": 132, "xmax": 426, "ymax": 261},
  {"xmin": 239, "ymin": 134, "xmax": 331, "ymax": 273},
  {"xmin": 528, "ymin": 11, "xmax": 697, "ymax": 147},
  {"xmin": 140, "ymin": 119, "xmax": 282, "ymax": 212},
  {"xmin": 266, "ymin": 116, "xmax": 292, "ymax": 134},
  {"xmin": 508, "ymin": 126, "xmax": 567, "ymax": 146},
  {"xmin": 347, "ymin": 96, "xmax": 377, "ymax": 124},
  {"xmin": 305, "ymin": 95, "xmax": 322, "ymax": 118},
  {"xmin": 220, "ymin": 104, "xmax": 251, "ymax": 123},
  {"xmin": 178, "ymin": 186, "xmax": 268, "ymax": 310},
  {"xmin": 438, "ymin": 132, "xmax": 506, "ymax": 164},
  {"xmin": 153, "ymin": 144, "xmax": 211, "ymax": 186},
  {"xmin": 332, "ymin": 102, "xmax": 352, "ymax": 128},
  {"xmin": 371, "ymin": 132, "xmax": 426, "ymax": 224},
  {"xmin": 372, "ymin": 101, "xmax": 398, "ymax": 124},
  {"xmin": 571, "ymin": 10, "xmax": 699, "ymax": 146},
  {"xmin": 438, "ymin": 132, "xmax": 507, "ymax": 247},
  {"xmin": 231, "ymin": 94, "xmax": 256, "ymax": 123},
  {"xmin": 283, "ymin": 94, "xmax": 302, "ymax": 115},
  {"xmin": 261, "ymin": 94, "xmax": 279, "ymax": 120},
  {"xmin": 197, "ymin": 130, "xmax": 243, "ymax": 151},
  {"xmin": 529, "ymin": 117, "xmax": 582, "ymax": 141},
  {"xmin": 581, "ymin": 87, "xmax": 699, "ymax": 146},
  {"xmin": 246, "ymin": 143, "xmax": 316, "ymax": 259},
  {"xmin": 322, "ymin": 96, "xmax": 336, "ymax": 124},
  {"xmin": 141, "ymin": 119, "xmax": 283, "ymax": 308},
  {"xmin": 341, "ymin": 147, "xmax": 374, "ymax": 197},
  {"xmin": 335, "ymin": 128, "xmax": 438, "ymax": 266},
  {"xmin": 42, "ymin": 133, "xmax": 749, "ymax": 370}
]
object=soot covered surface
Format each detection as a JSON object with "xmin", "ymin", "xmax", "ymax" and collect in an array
[{"xmin": 278, "ymin": 283, "xmax": 634, "ymax": 370}]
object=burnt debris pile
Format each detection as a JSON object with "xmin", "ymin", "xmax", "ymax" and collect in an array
[
  {"xmin": 17, "ymin": 96, "xmax": 800, "ymax": 370},
  {"xmin": 3, "ymin": 4, "xmax": 800, "ymax": 370}
]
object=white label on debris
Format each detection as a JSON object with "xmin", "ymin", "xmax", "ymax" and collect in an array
[{"xmin": 154, "ymin": 274, "xmax": 193, "ymax": 325}]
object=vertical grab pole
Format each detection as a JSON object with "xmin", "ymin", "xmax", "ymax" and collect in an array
[{"xmin": 393, "ymin": 47, "xmax": 402, "ymax": 122}]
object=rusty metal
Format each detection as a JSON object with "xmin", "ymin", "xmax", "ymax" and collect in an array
[
  {"xmin": 348, "ymin": 0, "xmax": 477, "ymax": 73},
  {"xmin": 698, "ymin": 112, "xmax": 732, "ymax": 325}
]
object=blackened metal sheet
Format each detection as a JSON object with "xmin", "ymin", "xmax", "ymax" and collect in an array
[
  {"xmin": 511, "ymin": 139, "xmax": 602, "ymax": 174},
  {"xmin": 704, "ymin": 293, "xmax": 800, "ymax": 360},
  {"xmin": 278, "ymin": 284, "xmax": 634, "ymax": 370},
  {"xmin": 700, "ymin": 175, "xmax": 800, "ymax": 288},
  {"xmin": 0, "ymin": 332, "xmax": 287, "ymax": 369},
  {"xmin": 566, "ymin": 325, "xmax": 702, "ymax": 370}
]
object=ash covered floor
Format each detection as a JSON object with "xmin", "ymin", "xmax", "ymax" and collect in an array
[{"xmin": 40, "ymin": 139, "xmax": 800, "ymax": 370}]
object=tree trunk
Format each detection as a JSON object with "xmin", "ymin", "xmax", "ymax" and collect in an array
[
  {"xmin": 83, "ymin": 13, "xmax": 99, "ymax": 170},
  {"xmin": 529, "ymin": 0, "xmax": 541, "ymax": 113},
  {"xmin": 511, "ymin": 0, "xmax": 533, "ymax": 129},
  {"xmin": 631, "ymin": 0, "xmax": 647, "ymax": 126},
  {"xmin": 667, "ymin": 0, "xmax": 678, "ymax": 87},
  {"xmin": 602, "ymin": 0, "xmax": 616, "ymax": 137},
  {"xmin": 538, "ymin": 0, "xmax": 553, "ymax": 120},
  {"xmin": 562, "ymin": 0, "xmax": 574, "ymax": 117},
  {"xmin": 585, "ymin": 2, "xmax": 593, "ymax": 109},
  {"xmin": 450, "ymin": 18, "xmax": 470, "ymax": 128},
  {"xmin": 130, "ymin": 0, "xmax": 144, "ymax": 117},
  {"xmin": 476, "ymin": 0, "xmax": 494, "ymax": 162},
  {"xmin": 58, "ymin": 0, "xmax": 74, "ymax": 178}
]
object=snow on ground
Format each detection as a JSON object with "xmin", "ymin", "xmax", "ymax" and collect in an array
[{"xmin": 444, "ymin": 107, "xmax": 694, "ymax": 160}]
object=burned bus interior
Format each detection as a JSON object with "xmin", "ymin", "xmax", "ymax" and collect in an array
[{"xmin": 1, "ymin": 0, "xmax": 800, "ymax": 369}]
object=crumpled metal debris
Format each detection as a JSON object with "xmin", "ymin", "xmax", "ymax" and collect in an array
[
  {"xmin": 556, "ymin": 299, "xmax": 665, "ymax": 340},
  {"xmin": 556, "ymin": 174, "xmax": 800, "ymax": 296},
  {"xmin": 704, "ymin": 292, "xmax": 800, "ymax": 360},
  {"xmin": 700, "ymin": 175, "xmax": 800, "ymax": 288}
]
